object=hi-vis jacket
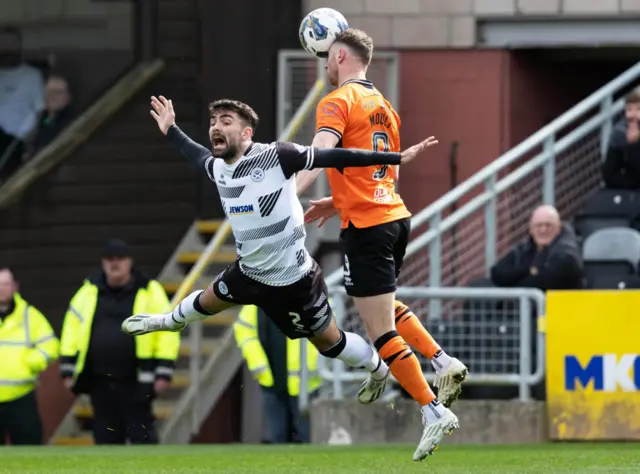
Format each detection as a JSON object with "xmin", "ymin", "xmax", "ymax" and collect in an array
[
  {"xmin": 233, "ymin": 305, "xmax": 322, "ymax": 396},
  {"xmin": 0, "ymin": 294, "xmax": 59, "ymax": 403},
  {"xmin": 59, "ymin": 277, "xmax": 180, "ymax": 389}
]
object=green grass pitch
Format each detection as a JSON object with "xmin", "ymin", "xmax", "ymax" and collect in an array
[{"xmin": 1, "ymin": 443, "xmax": 639, "ymax": 473}]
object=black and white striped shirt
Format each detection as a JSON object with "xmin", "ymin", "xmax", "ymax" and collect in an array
[{"xmin": 165, "ymin": 125, "xmax": 401, "ymax": 286}]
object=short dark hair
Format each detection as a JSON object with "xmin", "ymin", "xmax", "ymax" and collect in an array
[
  {"xmin": 626, "ymin": 87, "xmax": 640, "ymax": 105},
  {"xmin": 209, "ymin": 99, "xmax": 259, "ymax": 131},
  {"xmin": 334, "ymin": 28, "xmax": 373, "ymax": 65}
]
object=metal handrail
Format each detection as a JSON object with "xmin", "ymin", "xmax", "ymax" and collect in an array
[
  {"xmin": 405, "ymin": 99, "xmax": 626, "ymax": 256},
  {"xmin": 324, "ymin": 60, "xmax": 640, "ymax": 288},
  {"xmin": 299, "ymin": 286, "xmax": 546, "ymax": 410}
]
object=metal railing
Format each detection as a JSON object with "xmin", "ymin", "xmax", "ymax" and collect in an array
[{"xmin": 299, "ymin": 286, "xmax": 545, "ymax": 411}]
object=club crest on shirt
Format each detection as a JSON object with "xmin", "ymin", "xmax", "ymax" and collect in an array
[
  {"xmin": 218, "ymin": 281, "xmax": 229, "ymax": 295},
  {"xmin": 251, "ymin": 168, "xmax": 265, "ymax": 182}
]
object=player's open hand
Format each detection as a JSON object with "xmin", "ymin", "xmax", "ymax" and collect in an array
[
  {"xmin": 304, "ymin": 196, "xmax": 336, "ymax": 228},
  {"xmin": 400, "ymin": 136, "xmax": 438, "ymax": 164},
  {"xmin": 150, "ymin": 95, "xmax": 176, "ymax": 135}
]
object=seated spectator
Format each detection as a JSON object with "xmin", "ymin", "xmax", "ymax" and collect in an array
[
  {"xmin": 602, "ymin": 87, "xmax": 640, "ymax": 190},
  {"xmin": 0, "ymin": 27, "xmax": 45, "ymax": 182},
  {"xmin": 459, "ymin": 206, "xmax": 582, "ymax": 402},
  {"xmin": 31, "ymin": 75, "xmax": 74, "ymax": 154},
  {"xmin": 490, "ymin": 205, "xmax": 583, "ymax": 291}
]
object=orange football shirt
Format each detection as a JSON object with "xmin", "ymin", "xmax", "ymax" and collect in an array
[{"xmin": 316, "ymin": 79, "xmax": 411, "ymax": 229}]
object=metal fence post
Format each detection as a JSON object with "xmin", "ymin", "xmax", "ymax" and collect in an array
[
  {"xmin": 484, "ymin": 174, "xmax": 497, "ymax": 273},
  {"xmin": 518, "ymin": 296, "xmax": 532, "ymax": 402},
  {"xmin": 428, "ymin": 213, "xmax": 442, "ymax": 319},
  {"xmin": 189, "ymin": 321, "xmax": 202, "ymax": 433},
  {"xmin": 542, "ymin": 135, "xmax": 556, "ymax": 205},
  {"xmin": 299, "ymin": 338, "xmax": 309, "ymax": 414},
  {"xmin": 600, "ymin": 95, "xmax": 613, "ymax": 159}
]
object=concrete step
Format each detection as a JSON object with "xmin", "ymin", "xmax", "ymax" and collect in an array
[
  {"xmin": 195, "ymin": 219, "xmax": 224, "ymax": 235},
  {"xmin": 176, "ymin": 247, "xmax": 237, "ymax": 265}
]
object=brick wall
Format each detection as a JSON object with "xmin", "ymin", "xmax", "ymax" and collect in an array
[{"xmin": 304, "ymin": 0, "xmax": 640, "ymax": 48}]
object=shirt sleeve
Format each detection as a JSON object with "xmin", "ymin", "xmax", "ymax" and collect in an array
[
  {"xmin": 276, "ymin": 141, "xmax": 401, "ymax": 179},
  {"xmin": 166, "ymin": 125, "xmax": 216, "ymax": 180},
  {"xmin": 315, "ymin": 94, "xmax": 349, "ymax": 142}
]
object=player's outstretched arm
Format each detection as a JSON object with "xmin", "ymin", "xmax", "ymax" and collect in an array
[
  {"xmin": 295, "ymin": 131, "xmax": 338, "ymax": 195},
  {"xmin": 150, "ymin": 95, "xmax": 213, "ymax": 169},
  {"xmin": 278, "ymin": 136, "xmax": 438, "ymax": 178}
]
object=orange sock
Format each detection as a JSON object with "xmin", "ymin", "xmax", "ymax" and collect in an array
[
  {"xmin": 375, "ymin": 331, "xmax": 435, "ymax": 406},
  {"xmin": 394, "ymin": 300, "xmax": 441, "ymax": 359}
]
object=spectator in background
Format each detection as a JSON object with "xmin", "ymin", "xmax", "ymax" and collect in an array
[
  {"xmin": 0, "ymin": 267, "xmax": 59, "ymax": 445},
  {"xmin": 233, "ymin": 305, "xmax": 322, "ymax": 443},
  {"xmin": 602, "ymin": 87, "xmax": 640, "ymax": 190},
  {"xmin": 0, "ymin": 27, "xmax": 45, "ymax": 182},
  {"xmin": 59, "ymin": 239, "xmax": 180, "ymax": 445},
  {"xmin": 490, "ymin": 205, "xmax": 583, "ymax": 291},
  {"xmin": 30, "ymin": 75, "xmax": 74, "ymax": 154}
]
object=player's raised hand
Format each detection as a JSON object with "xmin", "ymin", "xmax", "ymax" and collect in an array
[
  {"xmin": 400, "ymin": 136, "xmax": 438, "ymax": 164},
  {"xmin": 304, "ymin": 196, "xmax": 336, "ymax": 228},
  {"xmin": 150, "ymin": 95, "xmax": 176, "ymax": 135}
]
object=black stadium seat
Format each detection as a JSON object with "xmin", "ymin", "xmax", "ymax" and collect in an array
[
  {"xmin": 583, "ymin": 261, "xmax": 635, "ymax": 284},
  {"xmin": 574, "ymin": 188, "xmax": 640, "ymax": 239},
  {"xmin": 587, "ymin": 274, "xmax": 640, "ymax": 290},
  {"xmin": 581, "ymin": 188, "xmax": 640, "ymax": 218}
]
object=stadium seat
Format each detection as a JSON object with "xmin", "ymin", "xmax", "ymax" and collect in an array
[
  {"xmin": 582, "ymin": 227, "xmax": 640, "ymax": 282},
  {"xmin": 580, "ymin": 188, "xmax": 640, "ymax": 218},
  {"xmin": 573, "ymin": 215, "xmax": 630, "ymax": 240},
  {"xmin": 582, "ymin": 227, "xmax": 640, "ymax": 269},
  {"xmin": 587, "ymin": 274, "xmax": 640, "ymax": 290}
]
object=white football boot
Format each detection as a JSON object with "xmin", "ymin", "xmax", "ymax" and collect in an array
[
  {"xmin": 413, "ymin": 405, "xmax": 459, "ymax": 462},
  {"xmin": 434, "ymin": 358, "xmax": 468, "ymax": 408},
  {"xmin": 121, "ymin": 313, "xmax": 185, "ymax": 336},
  {"xmin": 357, "ymin": 370, "xmax": 389, "ymax": 404}
]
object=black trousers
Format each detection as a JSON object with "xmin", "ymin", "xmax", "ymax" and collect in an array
[
  {"xmin": 0, "ymin": 391, "xmax": 43, "ymax": 445},
  {"xmin": 0, "ymin": 128, "xmax": 24, "ymax": 182},
  {"xmin": 89, "ymin": 377, "xmax": 158, "ymax": 445}
]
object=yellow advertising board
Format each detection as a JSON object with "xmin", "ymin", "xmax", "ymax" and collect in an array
[{"xmin": 546, "ymin": 290, "xmax": 640, "ymax": 440}]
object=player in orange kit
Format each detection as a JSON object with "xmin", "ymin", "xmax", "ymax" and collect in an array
[{"xmin": 296, "ymin": 29, "xmax": 467, "ymax": 461}]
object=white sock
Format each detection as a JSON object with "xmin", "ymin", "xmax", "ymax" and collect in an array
[
  {"xmin": 431, "ymin": 349, "xmax": 452, "ymax": 375},
  {"xmin": 422, "ymin": 400, "xmax": 446, "ymax": 424},
  {"xmin": 163, "ymin": 290, "xmax": 212, "ymax": 329},
  {"xmin": 323, "ymin": 331, "xmax": 389, "ymax": 380}
]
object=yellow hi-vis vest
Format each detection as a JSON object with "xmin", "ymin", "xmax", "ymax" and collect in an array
[
  {"xmin": 59, "ymin": 279, "xmax": 180, "ymax": 385},
  {"xmin": 233, "ymin": 305, "xmax": 322, "ymax": 396},
  {"xmin": 0, "ymin": 293, "xmax": 59, "ymax": 403}
]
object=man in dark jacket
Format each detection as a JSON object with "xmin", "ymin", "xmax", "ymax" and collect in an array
[
  {"xmin": 602, "ymin": 87, "xmax": 640, "ymax": 190},
  {"xmin": 491, "ymin": 205, "xmax": 583, "ymax": 291},
  {"xmin": 484, "ymin": 205, "xmax": 583, "ymax": 401},
  {"xmin": 59, "ymin": 239, "xmax": 180, "ymax": 444}
]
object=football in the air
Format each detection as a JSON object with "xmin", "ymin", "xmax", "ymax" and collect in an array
[{"xmin": 299, "ymin": 8, "xmax": 349, "ymax": 58}]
